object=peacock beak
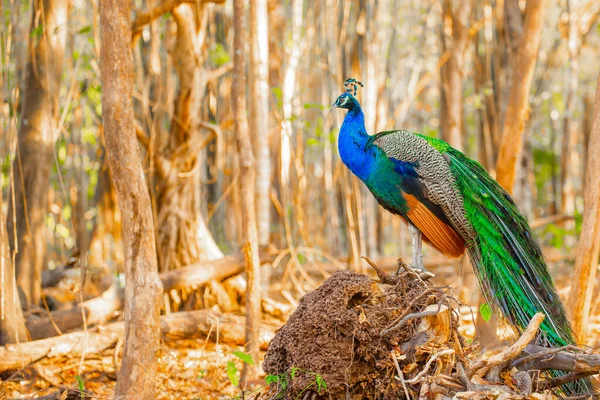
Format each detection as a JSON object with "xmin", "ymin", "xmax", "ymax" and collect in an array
[{"xmin": 329, "ymin": 101, "xmax": 339, "ymax": 113}]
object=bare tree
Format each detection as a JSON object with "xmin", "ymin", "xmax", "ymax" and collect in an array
[
  {"xmin": 232, "ymin": 0, "xmax": 262, "ymax": 381},
  {"xmin": 7, "ymin": 0, "xmax": 68, "ymax": 306},
  {"xmin": 0, "ymin": 178, "xmax": 27, "ymax": 345},
  {"xmin": 495, "ymin": 0, "xmax": 545, "ymax": 193},
  {"xmin": 559, "ymin": 0, "xmax": 578, "ymax": 219},
  {"xmin": 249, "ymin": 0, "xmax": 271, "ymax": 248},
  {"xmin": 153, "ymin": 3, "xmax": 225, "ymax": 272},
  {"xmin": 567, "ymin": 72, "xmax": 600, "ymax": 343},
  {"xmin": 99, "ymin": 1, "xmax": 163, "ymax": 398},
  {"xmin": 440, "ymin": 0, "xmax": 471, "ymax": 151}
]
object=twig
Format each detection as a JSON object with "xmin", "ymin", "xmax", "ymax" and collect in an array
[
  {"xmin": 539, "ymin": 371, "xmax": 599, "ymax": 391},
  {"xmin": 363, "ymin": 256, "xmax": 399, "ymax": 285},
  {"xmin": 391, "ymin": 351, "xmax": 411, "ymax": 400},
  {"xmin": 455, "ymin": 362, "xmax": 471, "ymax": 391},
  {"xmin": 381, "ymin": 308, "xmax": 441, "ymax": 336},
  {"xmin": 397, "ymin": 260, "xmax": 431, "ymax": 286},
  {"xmin": 406, "ymin": 349, "xmax": 454, "ymax": 384},
  {"xmin": 468, "ymin": 313, "xmax": 545, "ymax": 377}
]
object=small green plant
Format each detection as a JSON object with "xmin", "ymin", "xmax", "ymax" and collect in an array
[
  {"xmin": 265, "ymin": 367, "xmax": 327, "ymax": 400},
  {"xmin": 226, "ymin": 351, "xmax": 255, "ymax": 387},
  {"xmin": 75, "ymin": 375, "xmax": 85, "ymax": 400}
]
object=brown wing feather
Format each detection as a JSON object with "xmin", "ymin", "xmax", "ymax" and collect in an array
[{"xmin": 404, "ymin": 194, "xmax": 465, "ymax": 258}]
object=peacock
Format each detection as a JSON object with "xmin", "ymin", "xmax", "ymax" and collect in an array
[{"xmin": 331, "ymin": 78, "xmax": 594, "ymax": 396}]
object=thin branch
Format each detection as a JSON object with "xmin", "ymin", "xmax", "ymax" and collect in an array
[
  {"xmin": 208, "ymin": 62, "xmax": 233, "ymax": 81},
  {"xmin": 406, "ymin": 349, "xmax": 454, "ymax": 384},
  {"xmin": 135, "ymin": 122, "xmax": 150, "ymax": 148},
  {"xmin": 392, "ymin": 351, "xmax": 411, "ymax": 400},
  {"xmin": 381, "ymin": 308, "xmax": 443, "ymax": 337},
  {"xmin": 362, "ymin": 256, "xmax": 399, "ymax": 285},
  {"xmin": 131, "ymin": 0, "xmax": 226, "ymax": 39},
  {"xmin": 539, "ymin": 371, "xmax": 598, "ymax": 391}
]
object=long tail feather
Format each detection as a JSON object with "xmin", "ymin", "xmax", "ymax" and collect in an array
[{"xmin": 445, "ymin": 147, "xmax": 595, "ymax": 396}]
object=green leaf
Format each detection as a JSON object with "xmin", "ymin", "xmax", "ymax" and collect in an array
[
  {"xmin": 75, "ymin": 375, "xmax": 85, "ymax": 391},
  {"xmin": 479, "ymin": 303, "xmax": 492, "ymax": 322},
  {"xmin": 209, "ymin": 43, "xmax": 230, "ymax": 67},
  {"xmin": 55, "ymin": 223, "xmax": 70, "ymax": 239},
  {"xmin": 232, "ymin": 351, "xmax": 254, "ymax": 365},
  {"xmin": 226, "ymin": 361, "xmax": 239, "ymax": 387},
  {"xmin": 78, "ymin": 25, "xmax": 92, "ymax": 34},
  {"xmin": 306, "ymin": 138, "xmax": 320, "ymax": 147},
  {"xmin": 62, "ymin": 204, "xmax": 72, "ymax": 221},
  {"xmin": 58, "ymin": 144, "xmax": 67, "ymax": 163},
  {"xmin": 315, "ymin": 374, "xmax": 327, "ymax": 391},
  {"xmin": 265, "ymin": 374, "xmax": 279, "ymax": 385},
  {"xmin": 291, "ymin": 367, "xmax": 298, "ymax": 380},
  {"xmin": 30, "ymin": 25, "xmax": 43, "ymax": 38}
]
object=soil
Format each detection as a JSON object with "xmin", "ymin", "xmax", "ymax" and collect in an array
[{"xmin": 263, "ymin": 269, "xmax": 462, "ymax": 399}]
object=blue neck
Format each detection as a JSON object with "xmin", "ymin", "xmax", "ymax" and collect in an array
[{"xmin": 338, "ymin": 108, "xmax": 374, "ymax": 181}]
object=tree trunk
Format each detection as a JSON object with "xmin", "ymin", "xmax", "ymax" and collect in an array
[
  {"xmin": 567, "ymin": 72, "xmax": 600, "ymax": 344},
  {"xmin": 232, "ymin": 0, "xmax": 262, "ymax": 382},
  {"xmin": 88, "ymin": 155, "xmax": 123, "ymax": 271},
  {"xmin": 495, "ymin": 0, "xmax": 545, "ymax": 193},
  {"xmin": 280, "ymin": 0, "xmax": 304, "ymax": 249},
  {"xmin": 249, "ymin": 0, "xmax": 271, "ymax": 248},
  {"xmin": 559, "ymin": 0, "xmax": 578, "ymax": 243},
  {"xmin": 99, "ymin": 1, "xmax": 163, "ymax": 398},
  {"xmin": 153, "ymin": 3, "xmax": 224, "ymax": 273},
  {"xmin": 440, "ymin": 0, "xmax": 471, "ymax": 151},
  {"xmin": 0, "ymin": 177, "xmax": 28, "ymax": 345},
  {"xmin": 7, "ymin": 0, "xmax": 68, "ymax": 307}
]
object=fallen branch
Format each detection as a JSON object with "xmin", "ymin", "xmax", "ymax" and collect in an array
[
  {"xmin": 468, "ymin": 313, "xmax": 545, "ymax": 377},
  {"xmin": 27, "ymin": 283, "xmax": 123, "ymax": 340},
  {"xmin": 0, "ymin": 330, "xmax": 119, "ymax": 372},
  {"xmin": 160, "ymin": 255, "xmax": 246, "ymax": 292},
  {"xmin": 517, "ymin": 344, "xmax": 600, "ymax": 373},
  {"xmin": 539, "ymin": 371, "xmax": 599, "ymax": 391},
  {"xmin": 0, "ymin": 309, "xmax": 277, "ymax": 372}
]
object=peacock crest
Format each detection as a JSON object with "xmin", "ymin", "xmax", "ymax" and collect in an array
[{"xmin": 344, "ymin": 78, "xmax": 363, "ymax": 96}]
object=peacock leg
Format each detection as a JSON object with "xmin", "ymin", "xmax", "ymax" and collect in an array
[{"xmin": 408, "ymin": 223, "xmax": 424, "ymax": 270}]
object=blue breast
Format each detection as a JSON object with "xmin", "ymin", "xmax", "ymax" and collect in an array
[{"xmin": 337, "ymin": 111, "xmax": 409, "ymax": 214}]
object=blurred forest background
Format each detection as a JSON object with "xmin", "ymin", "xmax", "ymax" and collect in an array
[{"xmin": 1, "ymin": 0, "xmax": 600, "ymax": 398}]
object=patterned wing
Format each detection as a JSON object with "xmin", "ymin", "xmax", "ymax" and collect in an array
[{"xmin": 371, "ymin": 130, "xmax": 474, "ymax": 241}]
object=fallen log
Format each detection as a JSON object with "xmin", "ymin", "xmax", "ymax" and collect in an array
[
  {"xmin": 0, "ymin": 330, "xmax": 120, "ymax": 372},
  {"xmin": 27, "ymin": 283, "xmax": 123, "ymax": 340},
  {"xmin": 160, "ymin": 254, "xmax": 245, "ymax": 292},
  {"xmin": 28, "ymin": 255, "xmax": 252, "ymax": 340},
  {"xmin": 0, "ymin": 309, "xmax": 278, "ymax": 372}
]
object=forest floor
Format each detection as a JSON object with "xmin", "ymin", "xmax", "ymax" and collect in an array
[{"xmin": 2, "ymin": 262, "xmax": 599, "ymax": 400}]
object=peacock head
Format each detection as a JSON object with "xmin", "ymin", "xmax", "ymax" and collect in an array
[
  {"xmin": 330, "ymin": 78, "xmax": 363, "ymax": 112},
  {"xmin": 331, "ymin": 92, "xmax": 361, "ymax": 112}
]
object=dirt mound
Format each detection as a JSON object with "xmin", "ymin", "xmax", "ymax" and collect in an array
[{"xmin": 263, "ymin": 266, "xmax": 465, "ymax": 399}]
